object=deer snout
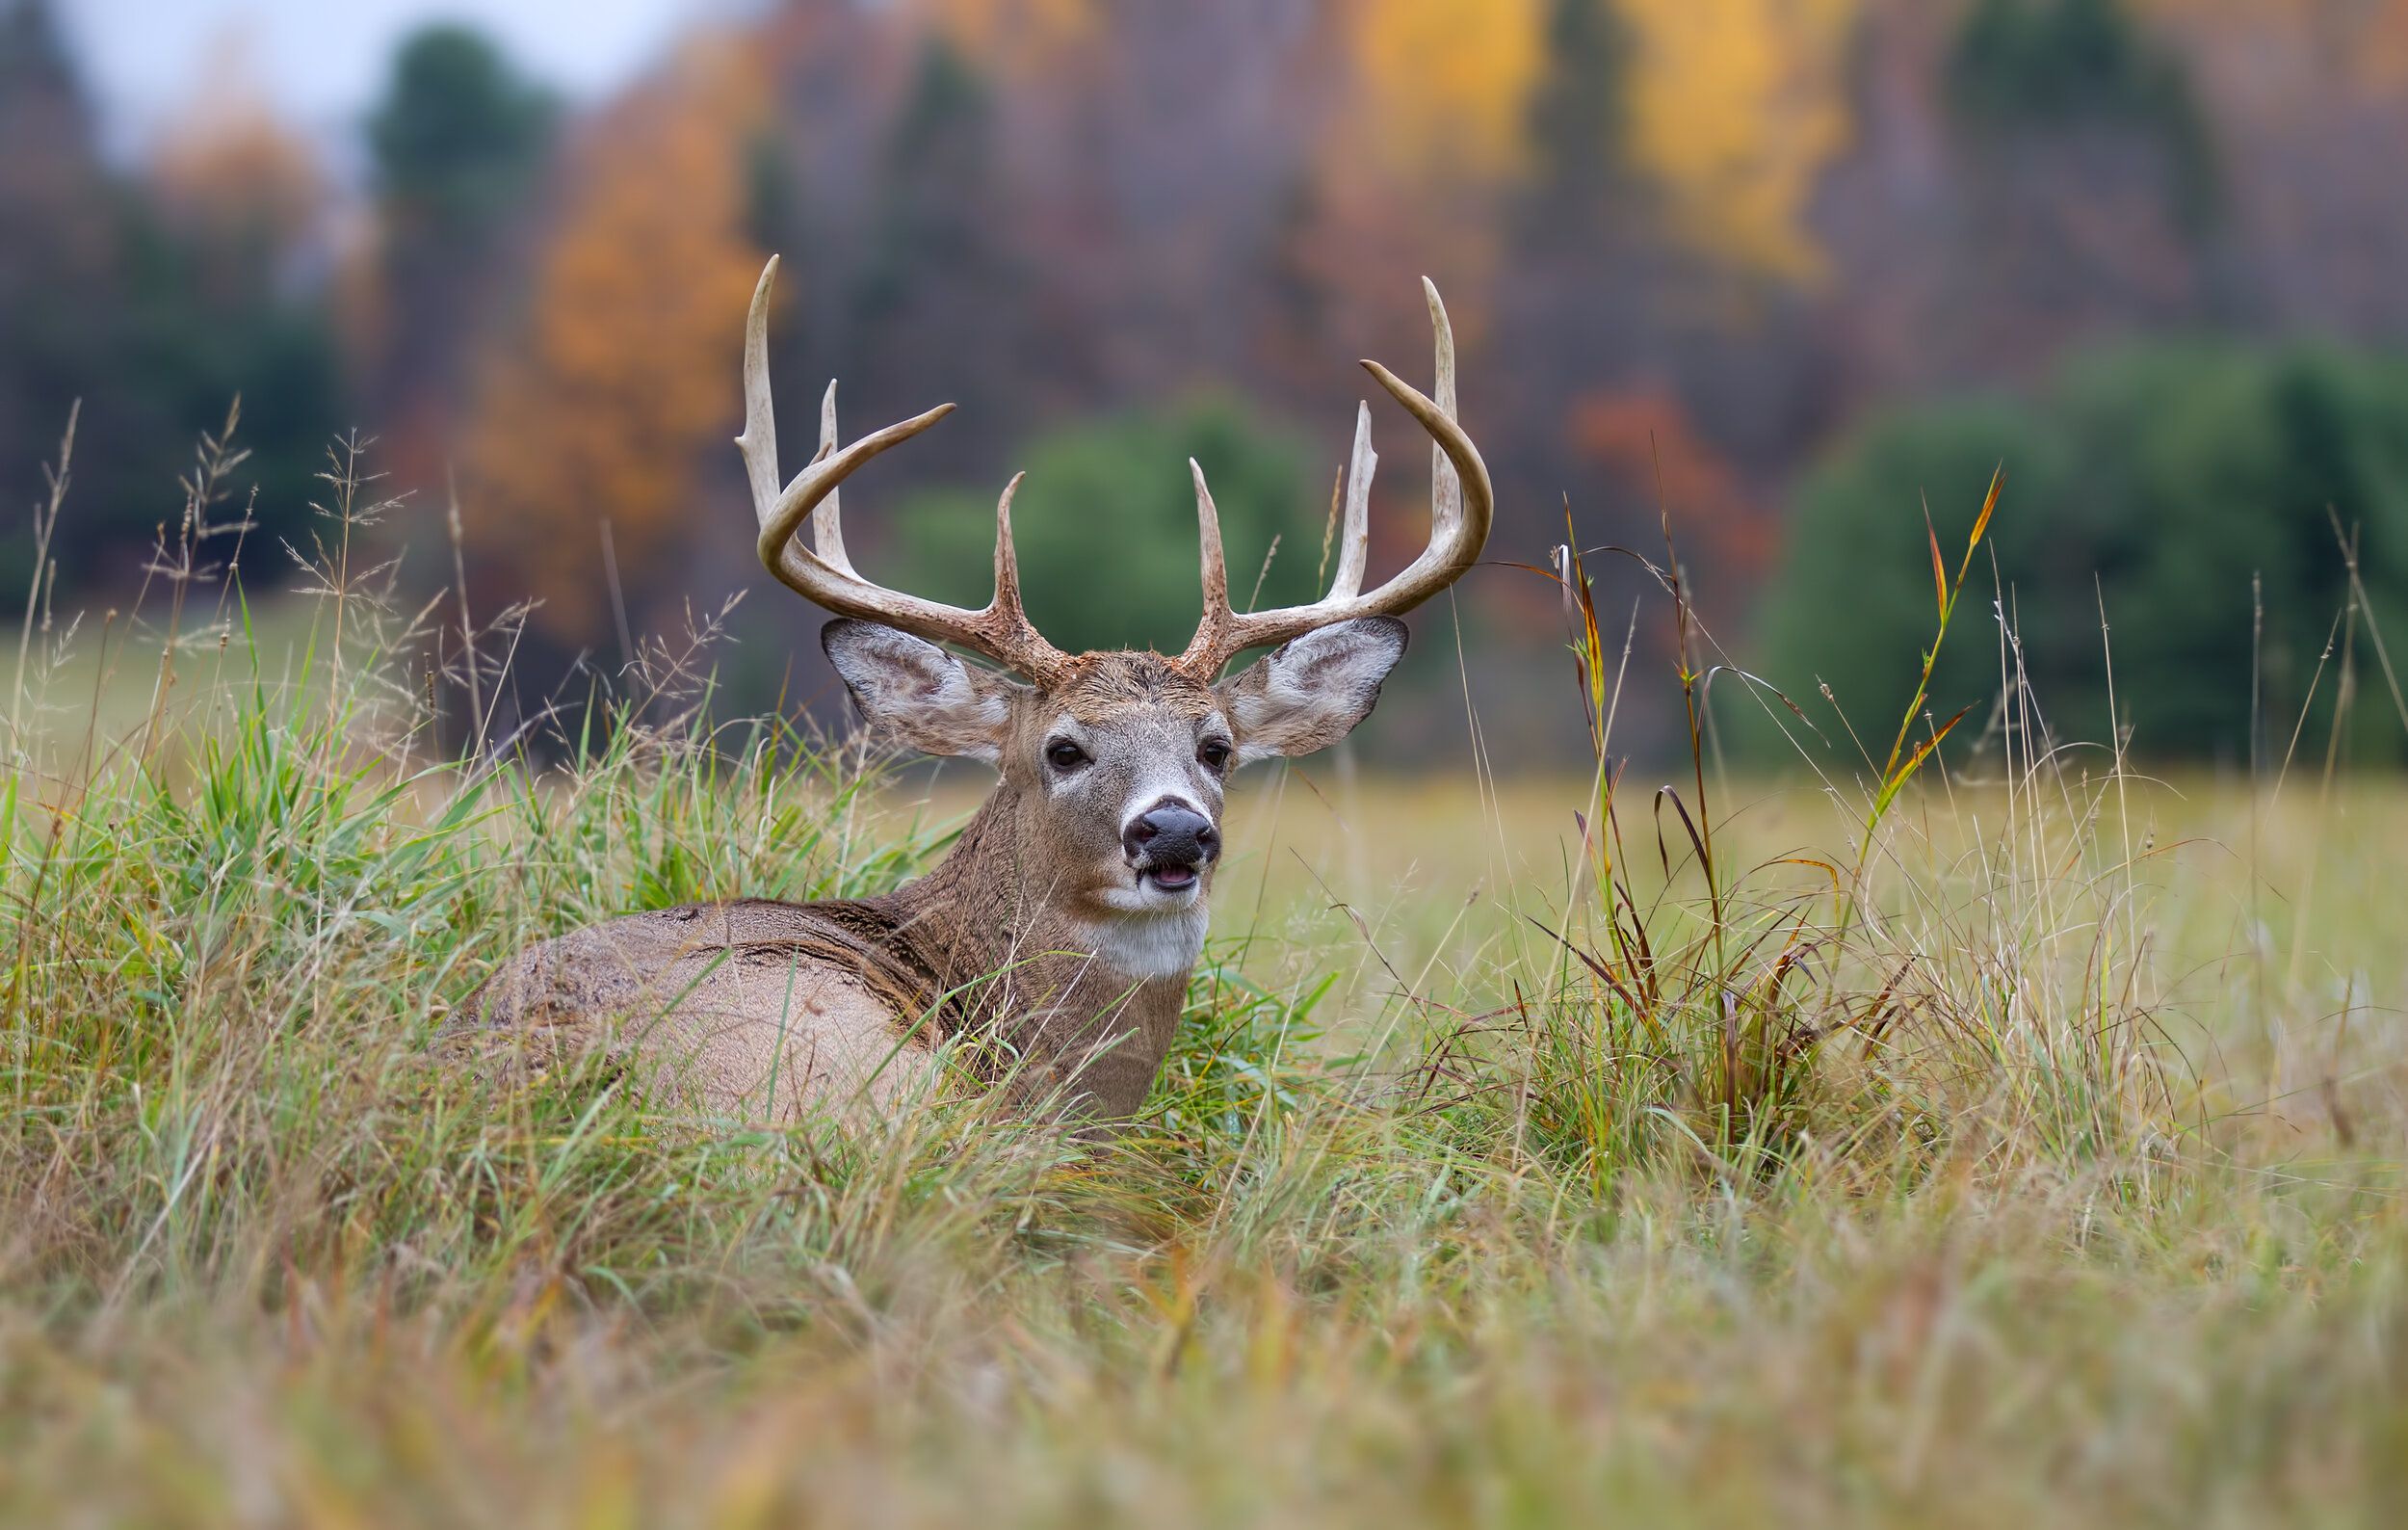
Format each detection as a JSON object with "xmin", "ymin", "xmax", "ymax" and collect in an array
[{"xmin": 1123, "ymin": 801, "xmax": 1219, "ymax": 875}]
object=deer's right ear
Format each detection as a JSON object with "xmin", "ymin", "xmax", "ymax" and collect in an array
[{"xmin": 823, "ymin": 620, "xmax": 1019, "ymax": 763}]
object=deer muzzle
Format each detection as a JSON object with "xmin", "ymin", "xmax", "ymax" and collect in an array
[{"xmin": 1123, "ymin": 801, "xmax": 1219, "ymax": 889}]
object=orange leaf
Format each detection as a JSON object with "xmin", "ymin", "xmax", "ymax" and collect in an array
[
  {"xmin": 1965, "ymin": 464, "xmax": 2004, "ymax": 569},
  {"xmin": 1924, "ymin": 501, "xmax": 1947, "ymax": 620}
]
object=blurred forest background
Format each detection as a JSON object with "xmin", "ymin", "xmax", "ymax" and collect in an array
[{"xmin": 7, "ymin": 0, "xmax": 2408, "ymax": 768}]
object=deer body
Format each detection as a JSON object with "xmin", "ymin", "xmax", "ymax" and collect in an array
[
  {"xmin": 457, "ymin": 259, "xmax": 1491, "ymax": 1125},
  {"xmin": 460, "ymin": 842, "xmax": 1193, "ymax": 1122},
  {"xmin": 465, "ymin": 654, "xmax": 1236, "ymax": 1120}
]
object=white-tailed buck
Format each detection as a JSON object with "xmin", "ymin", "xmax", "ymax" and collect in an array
[{"xmin": 458, "ymin": 256, "xmax": 1491, "ymax": 1122}]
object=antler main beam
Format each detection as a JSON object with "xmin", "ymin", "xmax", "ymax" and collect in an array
[
  {"xmin": 1175, "ymin": 277, "xmax": 1492, "ymax": 677},
  {"xmin": 737, "ymin": 256, "xmax": 1071, "ymax": 684}
]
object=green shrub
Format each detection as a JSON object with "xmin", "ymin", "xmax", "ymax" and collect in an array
[
  {"xmin": 1758, "ymin": 341, "xmax": 2408, "ymax": 765},
  {"xmin": 882, "ymin": 395, "xmax": 1317, "ymax": 658}
]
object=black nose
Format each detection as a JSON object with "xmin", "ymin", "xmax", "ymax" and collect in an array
[{"xmin": 1123, "ymin": 803, "xmax": 1219, "ymax": 867}]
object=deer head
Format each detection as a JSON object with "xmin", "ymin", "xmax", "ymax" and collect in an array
[{"xmin": 734, "ymin": 256, "xmax": 1491, "ymax": 975}]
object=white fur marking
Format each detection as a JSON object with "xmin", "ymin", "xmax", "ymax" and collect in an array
[{"xmin": 1073, "ymin": 905, "xmax": 1209, "ymax": 980}]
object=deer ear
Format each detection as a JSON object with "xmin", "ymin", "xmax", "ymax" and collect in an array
[
  {"xmin": 823, "ymin": 620, "xmax": 1019, "ymax": 762},
  {"xmin": 1215, "ymin": 617, "xmax": 1407, "ymax": 764}
]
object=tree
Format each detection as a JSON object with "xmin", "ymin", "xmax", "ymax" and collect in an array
[
  {"xmin": 1806, "ymin": 0, "xmax": 2228, "ymax": 406},
  {"xmin": 0, "ymin": 0, "xmax": 101, "ymax": 233},
  {"xmin": 368, "ymin": 26, "xmax": 555, "ymax": 235},
  {"xmin": 850, "ymin": 35, "xmax": 1024, "ymax": 447},
  {"xmin": 1950, "ymin": 0, "xmax": 2216, "ymax": 228},
  {"xmin": 461, "ymin": 41, "xmax": 766, "ymax": 647},
  {"xmin": 131, "ymin": 72, "xmax": 345, "ymax": 577},
  {"xmin": 149, "ymin": 69, "xmax": 329, "ymax": 298},
  {"xmin": 1492, "ymin": 0, "xmax": 1697, "ymax": 578},
  {"xmin": 362, "ymin": 26, "xmax": 555, "ymax": 489},
  {"xmin": 0, "ymin": 0, "xmax": 116, "ymax": 587},
  {"xmin": 0, "ymin": 4, "xmax": 342, "ymax": 594},
  {"xmin": 1515, "ymin": 0, "xmax": 1639, "ymax": 257}
]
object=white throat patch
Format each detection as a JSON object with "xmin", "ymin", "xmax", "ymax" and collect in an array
[{"xmin": 1076, "ymin": 904, "xmax": 1209, "ymax": 981}]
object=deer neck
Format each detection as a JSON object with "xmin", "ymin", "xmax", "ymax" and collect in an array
[{"xmin": 888, "ymin": 779, "xmax": 1203, "ymax": 1116}]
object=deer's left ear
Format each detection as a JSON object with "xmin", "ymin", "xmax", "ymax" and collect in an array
[{"xmin": 1215, "ymin": 617, "xmax": 1408, "ymax": 764}]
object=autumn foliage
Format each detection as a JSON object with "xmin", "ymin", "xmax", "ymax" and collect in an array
[
  {"xmin": 13, "ymin": 0, "xmax": 2408, "ymax": 756},
  {"xmin": 461, "ymin": 40, "xmax": 765, "ymax": 643}
]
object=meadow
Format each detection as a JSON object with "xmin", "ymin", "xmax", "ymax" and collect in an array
[{"xmin": 3, "ymin": 480, "xmax": 2406, "ymax": 1528}]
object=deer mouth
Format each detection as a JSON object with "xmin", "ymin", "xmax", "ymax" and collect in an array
[{"xmin": 1143, "ymin": 864, "xmax": 1199, "ymax": 891}]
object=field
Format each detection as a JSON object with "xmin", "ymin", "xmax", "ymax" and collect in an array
[{"xmin": 4, "ymin": 558, "xmax": 2407, "ymax": 1529}]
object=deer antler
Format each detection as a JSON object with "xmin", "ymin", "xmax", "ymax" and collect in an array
[
  {"xmin": 1175, "ymin": 277, "xmax": 1492, "ymax": 677},
  {"xmin": 737, "ymin": 256, "xmax": 1072, "ymax": 684}
]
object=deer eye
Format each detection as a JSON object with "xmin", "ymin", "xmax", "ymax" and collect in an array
[
  {"xmin": 1045, "ymin": 738, "xmax": 1090, "ymax": 773},
  {"xmin": 1197, "ymin": 738, "xmax": 1232, "ymax": 773}
]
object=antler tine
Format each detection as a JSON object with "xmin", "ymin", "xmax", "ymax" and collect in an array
[
  {"xmin": 1424, "ymin": 276, "xmax": 1462, "ymax": 541},
  {"xmin": 1333, "ymin": 400, "xmax": 1375, "ymax": 600},
  {"xmin": 1177, "ymin": 460, "xmax": 1235, "ymax": 669},
  {"xmin": 991, "ymin": 471, "xmax": 1034, "ymax": 625},
  {"xmin": 734, "ymin": 256, "xmax": 788, "ymax": 519},
  {"xmin": 813, "ymin": 381, "xmax": 856, "ymax": 577},
  {"xmin": 737, "ymin": 255, "xmax": 1070, "ymax": 682},
  {"xmin": 1173, "ymin": 278, "xmax": 1492, "ymax": 678},
  {"xmin": 974, "ymin": 470, "xmax": 1070, "ymax": 676}
]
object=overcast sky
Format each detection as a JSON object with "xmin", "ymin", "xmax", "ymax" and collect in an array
[{"xmin": 57, "ymin": 0, "xmax": 723, "ymax": 154}]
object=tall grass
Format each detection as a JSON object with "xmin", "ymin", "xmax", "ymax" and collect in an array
[
  {"xmin": 1, "ymin": 421, "xmax": 2403, "ymax": 1526},
  {"xmin": 1518, "ymin": 462, "xmax": 2167, "ymax": 1189}
]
